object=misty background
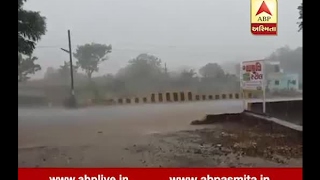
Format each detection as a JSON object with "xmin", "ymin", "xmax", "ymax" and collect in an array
[{"xmin": 19, "ymin": 0, "xmax": 302, "ymax": 105}]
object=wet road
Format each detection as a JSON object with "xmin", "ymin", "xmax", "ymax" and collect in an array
[
  {"xmin": 18, "ymin": 98, "xmax": 302, "ymax": 167},
  {"xmin": 18, "ymin": 100, "xmax": 244, "ymax": 124},
  {"xmin": 18, "ymin": 96, "xmax": 303, "ymax": 148},
  {"xmin": 18, "ymin": 100, "xmax": 243, "ymax": 147}
]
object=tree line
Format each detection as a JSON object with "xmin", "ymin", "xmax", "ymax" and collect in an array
[
  {"xmin": 39, "ymin": 44, "xmax": 302, "ymax": 100},
  {"xmin": 18, "ymin": 0, "xmax": 303, "ymax": 89},
  {"xmin": 43, "ymin": 52, "xmax": 239, "ymax": 97}
]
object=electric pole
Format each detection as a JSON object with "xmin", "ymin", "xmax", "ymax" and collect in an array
[
  {"xmin": 68, "ymin": 30, "xmax": 75, "ymax": 96},
  {"xmin": 164, "ymin": 63, "xmax": 168, "ymax": 74},
  {"xmin": 60, "ymin": 30, "xmax": 76, "ymax": 107}
]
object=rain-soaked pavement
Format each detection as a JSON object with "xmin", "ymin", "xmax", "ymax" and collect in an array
[{"xmin": 18, "ymin": 100, "xmax": 302, "ymax": 167}]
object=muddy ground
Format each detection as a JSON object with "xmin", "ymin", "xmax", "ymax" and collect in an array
[
  {"xmin": 126, "ymin": 121, "xmax": 302, "ymax": 167},
  {"xmin": 19, "ymin": 121, "xmax": 302, "ymax": 167}
]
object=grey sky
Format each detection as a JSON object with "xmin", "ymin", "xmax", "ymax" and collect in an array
[{"xmin": 25, "ymin": 0, "xmax": 302, "ymax": 79}]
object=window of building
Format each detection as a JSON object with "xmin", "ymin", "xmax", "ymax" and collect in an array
[
  {"xmin": 275, "ymin": 80, "xmax": 279, "ymax": 85},
  {"xmin": 291, "ymin": 80, "xmax": 296, "ymax": 85}
]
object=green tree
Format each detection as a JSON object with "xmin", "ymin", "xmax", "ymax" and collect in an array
[
  {"xmin": 18, "ymin": 0, "xmax": 47, "ymax": 56},
  {"xmin": 59, "ymin": 61, "xmax": 78, "ymax": 80},
  {"xmin": 120, "ymin": 53, "xmax": 163, "ymax": 78},
  {"xmin": 177, "ymin": 69, "xmax": 198, "ymax": 88},
  {"xmin": 180, "ymin": 69, "xmax": 196, "ymax": 80},
  {"xmin": 18, "ymin": 53, "xmax": 41, "ymax": 82},
  {"xmin": 297, "ymin": 3, "xmax": 303, "ymax": 32},
  {"xmin": 199, "ymin": 63, "xmax": 225, "ymax": 78},
  {"xmin": 267, "ymin": 46, "xmax": 302, "ymax": 82},
  {"xmin": 115, "ymin": 53, "xmax": 165, "ymax": 94},
  {"xmin": 73, "ymin": 43, "xmax": 112, "ymax": 80}
]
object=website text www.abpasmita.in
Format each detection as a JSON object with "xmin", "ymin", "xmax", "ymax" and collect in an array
[{"xmin": 48, "ymin": 174, "xmax": 269, "ymax": 180}]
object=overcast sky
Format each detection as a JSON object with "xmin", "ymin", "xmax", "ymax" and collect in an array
[{"xmin": 25, "ymin": 0, "xmax": 302, "ymax": 79}]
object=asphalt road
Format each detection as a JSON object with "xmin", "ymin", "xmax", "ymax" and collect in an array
[
  {"xmin": 18, "ymin": 97, "xmax": 303, "ymax": 148},
  {"xmin": 18, "ymin": 100, "xmax": 244, "ymax": 147},
  {"xmin": 18, "ymin": 99, "xmax": 302, "ymax": 167}
]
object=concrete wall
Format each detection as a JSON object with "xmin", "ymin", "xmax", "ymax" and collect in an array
[
  {"xmin": 87, "ymin": 91, "xmax": 246, "ymax": 106},
  {"xmin": 247, "ymin": 100, "xmax": 302, "ymax": 125}
]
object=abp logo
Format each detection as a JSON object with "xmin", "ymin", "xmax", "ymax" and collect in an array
[{"xmin": 250, "ymin": 0, "xmax": 278, "ymax": 35}]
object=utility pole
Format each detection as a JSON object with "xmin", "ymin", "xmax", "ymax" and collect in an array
[
  {"xmin": 60, "ymin": 30, "xmax": 76, "ymax": 107},
  {"xmin": 164, "ymin": 63, "xmax": 168, "ymax": 74},
  {"xmin": 68, "ymin": 30, "xmax": 75, "ymax": 96}
]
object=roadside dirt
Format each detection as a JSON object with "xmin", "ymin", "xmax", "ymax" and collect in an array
[
  {"xmin": 19, "ymin": 121, "xmax": 302, "ymax": 167},
  {"xmin": 125, "ymin": 121, "xmax": 302, "ymax": 167}
]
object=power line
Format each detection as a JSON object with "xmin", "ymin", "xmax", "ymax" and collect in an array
[{"xmin": 36, "ymin": 45, "xmax": 61, "ymax": 48}]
